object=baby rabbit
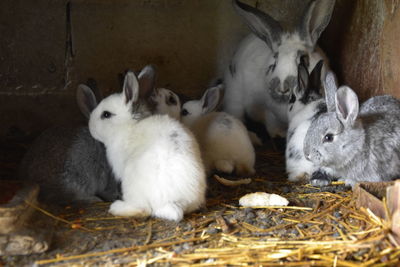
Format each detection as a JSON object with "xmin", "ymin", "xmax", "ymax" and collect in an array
[
  {"xmin": 151, "ymin": 87, "xmax": 181, "ymax": 121},
  {"xmin": 304, "ymin": 77, "xmax": 400, "ymax": 188},
  {"xmin": 88, "ymin": 66, "xmax": 206, "ymax": 221},
  {"xmin": 180, "ymin": 85, "xmax": 256, "ymax": 176},
  {"xmin": 285, "ymin": 59, "xmax": 325, "ymax": 182},
  {"xmin": 18, "ymin": 82, "xmax": 121, "ymax": 204}
]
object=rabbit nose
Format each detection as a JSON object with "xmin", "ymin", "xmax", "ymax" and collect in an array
[{"xmin": 283, "ymin": 76, "xmax": 296, "ymax": 94}]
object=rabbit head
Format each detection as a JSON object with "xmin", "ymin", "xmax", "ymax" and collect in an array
[
  {"xmin": 288, "ymin": 58, "xmax": 324, "ymax": 120},
  {"xmin": 151, "ymin": 88, "xmax": 181, "ymax": 120},
  {"xmin": 89, "ymin": 65, "xmax": 156, "ymax": 143},
  {"xmin": 181, "ymin": 84, "xmax": 224, "ymax": 127},
  {"xmin": 233, "ymin": 0, "xmax": 335, "ymax": 100},
  {"xmin": 303, "ymin": 82, "xmax": 364, "ymax": 168}
]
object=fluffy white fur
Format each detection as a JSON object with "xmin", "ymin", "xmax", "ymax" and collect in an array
[
  {"xmin": 89, "ymin": 73, "xmax": 206, "ymax": 222},
  {"xmin": 152, "ymin": 87, "xmax": 256, "ymax": 176},
  {"xmin": 181, "ymin": 86, "xmax": 256, "ymax": 176},
  {"xmin": 286, "ymin": 99, "xmax": 324, "ymax": 181},
  {"xmin": 186, "ymin": 111, "xmax": 256, "ymax": 176},
  {"xmin": 223, "ymin": 34, "xmax": 328, "ymax": 138}
]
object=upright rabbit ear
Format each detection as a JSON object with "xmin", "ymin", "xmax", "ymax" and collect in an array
[
  {"xmin": 309, "ymin": 60, "xmax": 324, "ymax": 94},
  {"xmin": 335, "ymin": 86, "xmax": 359, "ymax": 127},
  {"xmin": 138, "ymin": 65, "xmax": 157, "ymax": 99},
  {"xmin": 201, "ymin": 85, "xmax": 224, "ymax": 114},
  {"xmin": 233, "ymin": 0, "xmax": 282, "ymax": 51},
  {"xmin": 123, "ymin": 71, "xmax": 139, "ymax": 104},
  {"xmin": 299, "ymin": 0, "xmax": 335, "ymax": 46},
  {"xmin": 77, "ymin": 84, "xmax": 98, "ymax": 119},
  {"xmin": 324, "ymin": 71, "xmax": 337, "ymax": 112},
  {"xmin": 297, "ymin": 59, "xmax": 310, "ymax": 97}
]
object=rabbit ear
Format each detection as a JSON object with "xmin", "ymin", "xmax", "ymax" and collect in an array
[
  {"xmin": 201, "ymin": 85, "xmax": 224, "ymax": 114},
  {"xmin": 233, "ymin": 0, "xmax": 282, "ymax": 51},
  {"xmin": 138, "ymin": 65, "xmax": 157, "ymax": 99},
  {"xmin": 335, "ymin": 86, "xmax": 359, "ymax": 127},
  {"xmin": 77, "ymin": 84, "xmax": 98, "ymax": 119},
  {"xmin": 309, "ymin": 60, "xmax": 323, "ymax": 94},
  {"xmin": 299, "ymin": 0, "xmax": 335, "ymax": 46},
  {"xmin": 123, "ymin": 71, "xmax": 139, "ymax": 104},
  {"xmin": 297, "ymin": 59, "xmax": 309, "ymax": 97},
  {"xmin": 324, "ymin": 71, "xmax": 337, "ymax": 112}
]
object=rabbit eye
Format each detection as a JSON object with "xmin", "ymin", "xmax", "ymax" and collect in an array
[
  {"xmin": 101, "ymin": 111, "xmax": 113, "ymax": 119},
  {"xmin": 323, "ymin": 133, "xmax": 334, "ymax": 143},
  {"xmin": 181, "ymin": 109, "xmax": 189, "ymax": 116},
  {"xmin": 167, "ymin": 94, "xmax": 177, "ymax": 106}
]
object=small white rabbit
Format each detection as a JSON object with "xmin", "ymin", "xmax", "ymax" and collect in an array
[
  {"xmin": 88, "ymin": 66, "xmax": 206, "ymax": 221},
  {"xmin": 180, "ymin": 85, "xmax": 256, "ymax": 176}
]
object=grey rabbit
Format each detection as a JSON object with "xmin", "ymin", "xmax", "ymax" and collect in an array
[
  {"xmin": 18, "ymin": 82, "xmax": 121, "ymax": 204},
  {"xmin": 303, "ymin": 76, "xmax": 400, "ymax": 187}
]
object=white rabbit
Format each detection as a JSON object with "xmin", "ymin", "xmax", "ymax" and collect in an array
[
  {"xmin": 180, "ymin": 85, "xmax": 256, "ymax": 176},
  {"xmin": 286, "ymin": 58, "xmax": 326, "ymax": 182},
  {"xmin": 222, "ymin": 0, "xmax": 335, "ymax": 138},
  {"xmin": 88, "ymin": 66, "xmax": 206, "ymax": 221},
  {"xmin": 151, "ymin": 86, "xmax": 256, "ymax": 176}
]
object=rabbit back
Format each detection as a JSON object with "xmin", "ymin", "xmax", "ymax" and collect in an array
[
  {"xmin": 19, "ymin": 126, "xmax": 119, "ymax": 204},
  {"xmin": 105, "ymin": 115, "xmax": 206, "ymax": 220},
  {"xmin": 191, "ymin": 112, "xmax": 255, "ymax": 175}
]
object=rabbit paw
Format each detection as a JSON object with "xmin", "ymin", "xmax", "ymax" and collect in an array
[
  {"xmin": 235, "ymin": 163, "xmax": 255, "ymax": 176},
  {"xmin": 109, "ymin": 200, "xmax": 150, "ymax": 218},
  {"xmin": 288, "ymin": 172, "xmax": 310, "ymax": 182},
  {"xmin": 153, "ymin": 203, "xmax": 184, "ymax": 221},
  {"xmin": 215, "ymin": 160, "xmax": 234, "ymax": 174},
  {"xmin": 310, "ymin": 170, "xmax": 332, "ymax": 187}
]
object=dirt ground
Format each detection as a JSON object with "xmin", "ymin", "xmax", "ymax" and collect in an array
[{"xmin": 1, "ymin": 129, "xmax": 399, "ymax": 266}]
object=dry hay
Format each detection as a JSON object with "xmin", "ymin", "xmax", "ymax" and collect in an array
[{"xmin": 2, "ymin": 148, "xmax": 400, "ymax": 266}]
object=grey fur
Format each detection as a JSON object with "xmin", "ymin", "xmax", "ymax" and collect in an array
[
  {"xmin": 304, "ymin": 85, "xmax": 400, "ymax": 187},
  {"xmin": 19, "ymin": 127, "xmax": 120, "ymax": 204},
  {"xmin": 229, "ymin": 62, "xmax": 236, "ymax": 76},
  {"xmin": 324, "ymin": 71, "xmax": 337, "ymax": 112},
  {"xmin": 268, "ymin": 77, "xmax": 289, "ymax": 103},
  {"xmin": 283, "ymin": 76, "xmax": 297, "ymax": 94},
  {"xmin": 299, "ymin": 0, "xmax": 336, "ymax": 46},
  {"xmin": 233, "ymin": 0, "xmax": 282, "ymax": 51},
  {"xmin": 287, "ymin": 146, "xmax": 302, "ymax": 160},
  {"xmin": 18, "ymin": 84, "xmax": 121, "ymax": 204}
]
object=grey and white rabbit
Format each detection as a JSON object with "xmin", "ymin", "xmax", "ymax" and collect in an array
[
  {"xmin": 304, "ymin": 77, "xmax": 400, "ymax": 187},
  {"xmin": 18, "ymin": 82, "xmax": 121, "ymax": 204},
  {"xmin": 222, "ymin": 0, "xmax": 335, "ymax": 138},
  {"xmin": 88, "ymin": 66, "xmax": 206, "ymax": 221},
  {"xmin": 286, "ymin": 59, "xmax": 326, "ymax": 182},
  {"xmin": 151, "ymin": 87, "xmax": 181, "ymax": 121}
]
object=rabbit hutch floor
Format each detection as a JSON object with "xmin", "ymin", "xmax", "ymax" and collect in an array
[{"xmin": 1, "ymin": 132, "xmax": 400, "ymax": 266}]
